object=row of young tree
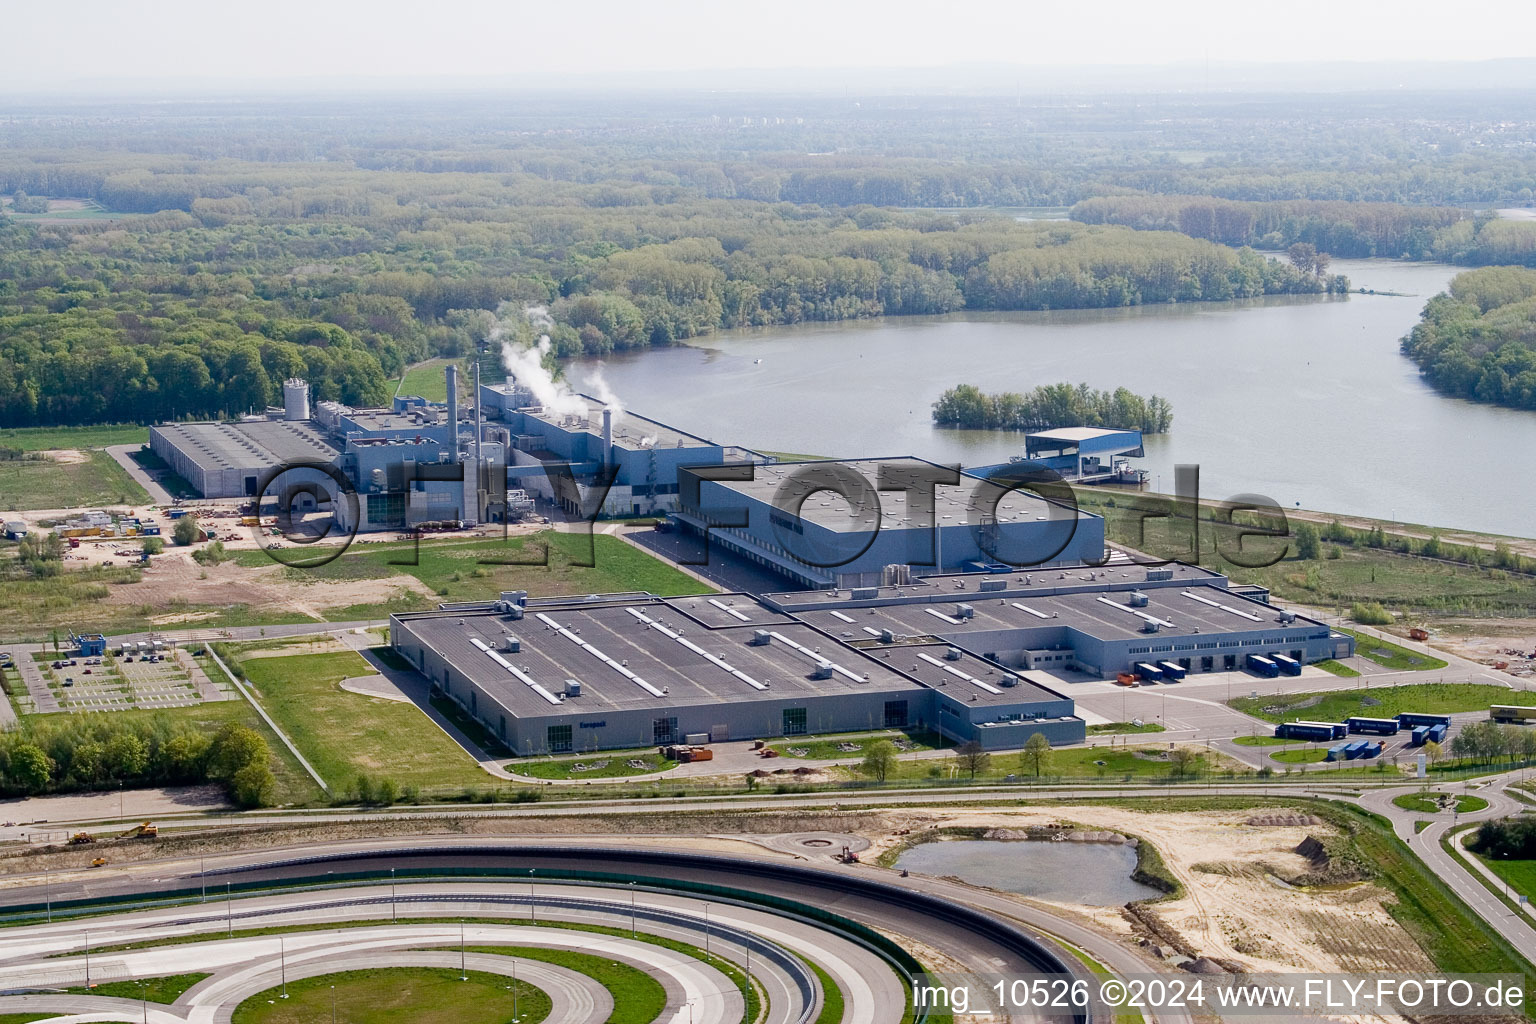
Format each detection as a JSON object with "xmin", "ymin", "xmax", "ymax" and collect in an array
[
  {"xmin": 0, "ymin": 713, "xmax": 277, "ymax": 806},
  {"xmin": 932, "ymin": 382, "xmax": 1173, "ymax": 433},
  {"xmin": 1400, "ymin": 266, "xmax": 1536, "ymax": 411},
  {"xmin": 1471, "ymin": 815, "xmax": 1536, "ymax": 860}
]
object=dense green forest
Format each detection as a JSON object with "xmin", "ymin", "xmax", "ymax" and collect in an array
[
  {"xmin": 1400, "ymin": 266, "xmax": 1536, "ymax": 410},
  {"xmin": 1072, "ymin": 196, "xmax": 1536, "ymax": 264},
  {"xmin": 932, "ymin": 383, "xmax": 1173, "ymax": 433},
  {"xmin": 0, "ymin": 90, "xmax": 1533, "ymax": 428}
]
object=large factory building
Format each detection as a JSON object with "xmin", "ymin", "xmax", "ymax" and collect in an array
[{"xmin": 389, "ymin": 561, "xmax": 1353, "ymax": 756}]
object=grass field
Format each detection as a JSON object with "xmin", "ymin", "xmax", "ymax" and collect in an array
[
  {"xmin": 394, "ymin": 358, "xmax": 457, "ymax": 401},
  {"xmin": 1315, "ymin": 659, "xmax": 1362, "ymax": 677},
  {"xmin": 68, "ymin": 972, "xmax": 208, "ymax": 1003},
  {"xmin": 1077, "ymin": 490, "xmax": 1536, "ymax": 617},
  {"xmin": 1333, "ymin": 627, "xmax": 1449, "ymax": 671},
  {"xmin": 1475, "ymin": 854, "xmax": 1536, "ymax": 904},
  {"xmin": 1231, "ymin": 734, "xmax": 1294, "ymax": 746},
  {"xmin": 0, "ymin": 424, "xmax": 149, "ymax": 451},
  {"xmin": 235, "ymin": 532, "xmax": 710, "ymax": 606},
  {"xmin": 840, "ymin": 743, "xmax": 1226, "ymax": 782},
  {"xmin": 460, "ymin": 947, "xmax": 664, "ymax": 1024},
  {"xmin": 766, "ymin": 729, "xmax": 943, "ymax": 760},
  {"xmin": 1229, "ymin": 682, "xmax": 1511, "ymax": 725},
  {"xmin": 1088, "ymin": 721, "xmax": 1166, "ymax": 735},
  {"xmin": 1271, "ymin": 748, "xmax": 1329, "ymax": 763},
  {"xmin": 509, "ymin": 752, "xmax": 676, "ymax": 780},
  {"xmin": 231, "ymin": 968, "xmax": 549, "ymax": 1024},
  {"xmin": 0, "ymin": 450, "xmax": 149, "ymax": 510},
  {"xmin": 233, "ymin": 648, "xmax": 489, "ymax": 792}
]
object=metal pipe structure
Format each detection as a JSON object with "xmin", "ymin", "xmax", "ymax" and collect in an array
[{"xmin": 445, "ymin": 364, "xmax": 460, "ymax": 465}]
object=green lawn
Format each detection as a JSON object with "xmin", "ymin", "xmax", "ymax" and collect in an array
[
  {"xmin": 233, "ymin": 648, "xmax": 490, "ymax": 792},
  {"xmin": 1230, "ymin": 682, "xmax": 1510, "ymax": 725},
  {"xmin": 1271, "ymin": 748, "xmax": 1329, "ymax": 764},
  {"xmin": 0, "ymin": 450, "xmax": 150, "ymax": 511},
  {"xmin": 1332, "ymin": 627, "xmax": 1449, "ymax": 671},
  {"xmin": 68, "ymin": 972, "xmax": 208, "ymax": 1003},
  {"xmin": 509, "ymin": 752, "xmax": 676, "ymax": 780},
  {"xmin": 1231, "ymin": 734, "xmax": 1296, "ymax": 746},
  {"xmin": 1315, "ymin": 659, "xmax": 1362, "ymax": 677},
  {"xmin": 1088, "ymin": 721, "xmax": 1166, "ymax": 735},
  {"xmin": 1394, "ymin": 792, "xmax": 1489, "ymax": 814},
  {"xmin": 1475, "ymin": 854, "xmax": 1536, "ymax": 904},
  {"xmin": 394, "ymin": 358, "xmax": 457, "ymax": 401},
  {"xmin": 0, "ymin": 424, "xmax": 149, "ymax": 451},
  {"xmin": 234, "ymin": 532, "xmax": 710, "ymax": 606},
  {"xmin": 231, "ymin": 968, "xmax": 548, "ymax": 1024},
  {"xmin": 460, "ymin": 947, "xmax": 664, "ymax": 1024},
  {"xmin": 766, "ymin": 729, "xmax": 943, "ymax": 761}
]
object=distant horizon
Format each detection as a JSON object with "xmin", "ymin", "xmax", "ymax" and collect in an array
[{"xmin": 4, "ymin": 57, "xmax": 1536, "ymax": 101}]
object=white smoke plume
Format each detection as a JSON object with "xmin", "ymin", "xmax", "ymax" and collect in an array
[
  {"xmin": 488, "ymin": 304, "xmax": 627, "ymax": 424},
  {"xmin": 584, "ymin": 364, "xmax": 625, "ymax": 423}
]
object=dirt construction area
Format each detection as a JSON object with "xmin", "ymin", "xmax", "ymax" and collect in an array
[{"xmin": 864, "ymin": 805, "xmax": 1433, "ymax": 981}]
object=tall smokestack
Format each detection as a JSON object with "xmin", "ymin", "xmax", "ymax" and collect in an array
[
  {"xmin": 602, "ymin": 407, "xmax": 614, "ymax": 466},
  {"xmin": 473, "ymin": 360, "xmax": 484, "ymax": 466},
  {"xmin": 445, "ymin": 364, "xmax": 459, "ymax": 464}
]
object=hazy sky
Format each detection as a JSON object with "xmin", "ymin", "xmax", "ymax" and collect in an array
[{"xmin": 6, "ymin": 0, "xmax": 1535, "ymax": 89}]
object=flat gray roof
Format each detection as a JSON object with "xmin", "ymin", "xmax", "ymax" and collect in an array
[
  {"xmin": 799, "ymin": 584, "xmax": 1325, "ymax": 645},
  {"xmin": 522, "ymin": 396, "xmax": 719, "ymax": 452},
  {"xmin": 151, "ymin": 420, "xmax": 337, "ymax": 474},
  {"xmin": 711, "ymin": 458, "xmax": 1096, "ymax": 535},
  {"xmin": 874, "ymin": 643, "xmax": 1066, "ymax": 707},
  {"xmin": 398, "ymin": 600, "xmax": 925, "ymax": 719},
  {"xmin": 345, "ymin": 410, "xmax": 441, "ymax": 433}
]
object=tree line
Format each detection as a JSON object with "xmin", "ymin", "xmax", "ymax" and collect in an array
[
  {"xmin": 1400, "ymin": 266, "xmax": 1536, "ymax": 411},
  {"xmin": 0, "ymin": 712, "xmax": 277, "ymax": 807},
  {"xmin": 932, "ymin": 383, "xmax": 1173, "ymax": 434}
]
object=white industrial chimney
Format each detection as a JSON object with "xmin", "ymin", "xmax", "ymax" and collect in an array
[
  {"xmin": 445, "ymin": 364, "xmax": 460, "ymax": 465},
  {"xmin": 602, "ymin": 407, "xmax": 614, "ymax": 465},
  {"xmin": 282, "ymin": 379, "xmax": 310, "ymax": 421}
]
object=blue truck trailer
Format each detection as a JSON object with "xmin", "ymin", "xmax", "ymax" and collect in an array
[
  {"xmin": 1271, "ymin": 653, "xmax": 1303, "ymax": 676},
  {"xmin": 1397, "ymin": 712, "xmax": 1452, "ymax": 729},
  {"xmin": 1134, "ymin": 662, "xmax": 1164, "ymax": 682},
  {"xmin": 1276, "ymin": 721, "xmax": 1348, "ymax": 742},
  {"xmin": 1246, "ymin": 654, "xmax": 1279, "ymax": 678},
  {"xmin": 1346, "ymin": 716, "xmax": 1401, "ymax": 736},
  {"xmin": 1157, "ymin": 660, "xmax": 1187, "ymax": 681},
  {"xmin": 1325, "ymin": 743, "xmax": 1350, "ymax": 762},
  {"xmin": 1427, "ymin": 722, "xmax": 1449, "ymax": 744},
  {"xmin": 1410, "ymin": 725, "xmax": 1429, "ymax": 746}
]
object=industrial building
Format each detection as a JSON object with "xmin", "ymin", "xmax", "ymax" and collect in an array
[
  {"xmin": 389, "ymin": 560, "xmax": 1353, "ymax": 756},
  {"xmin": 674, "ymin": 457, "xmax": 1107, "ymax": 588}
]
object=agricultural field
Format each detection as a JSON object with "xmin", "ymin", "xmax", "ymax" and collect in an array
[
  {"xmin": 1229, "ymin": 682, "xmax": 1512, "ymax": 725},
  {"xmin": 228, "ymin": 642, "xmax": 492, "ymax": 793},
  {"xmin": 0, "ymin": 450, "xmax": 149, "ymax": 511}
]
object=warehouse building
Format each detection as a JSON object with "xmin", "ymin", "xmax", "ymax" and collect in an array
[{"xmin": 388, "ymin": 560, "xmax": 1349, "ymax": 756}]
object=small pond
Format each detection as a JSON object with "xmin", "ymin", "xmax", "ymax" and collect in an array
[{"xmin": 894, "ymin": 839, "xmax": 1161, "ymax": 905}]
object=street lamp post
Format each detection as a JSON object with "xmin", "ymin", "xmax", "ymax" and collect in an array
[
  {"xmin": 331, "ymin": 984, "xmax": 336, "ymax": 1024},
  {"xmin": 460, "ymin": 922, "xmax": 467, "ymax": 981},
  {"xmin": 391, "ymin": 867, "xmax": 397, "ymax": 923},
  {"xmin": 280, "ymin": 936, "xmax": 287, "ymax": 998},
  {"xmin": 200, "ymin": 855, "xmax": 206, "ymax": 903},
  {"xmin": 630, "ymin": 882, "xmax": 636, "ymax": 938},
  {"xmin": 704, "ymin": 902, "xmax": 710, "ymax": 960},
  {"xmin": 44, "ymin": 865, "xmax": 51, "ymax": 924},
  {"xmin": 84, "ymin": 929, "xmax": 90, "ymax": 989},
  {"xmin": 226, "ymin": 881, "xmax": 232, "ymax": 938},
  {"xmin": 529, "ymin": 869, "xmax": 535, "ymax": 922}
]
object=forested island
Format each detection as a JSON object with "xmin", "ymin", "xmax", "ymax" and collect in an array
[
  {"xmin": 932, "ymin": 383, "xmax": 1173, "ymax": 434},
  {"xmin": 1400, "ymin": 266, "xmax": 1536, "ymax": 410}
]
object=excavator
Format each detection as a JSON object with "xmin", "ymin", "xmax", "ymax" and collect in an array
[{"xmin": 118, "ymin": 822, "xmax": 158, "ymax": 840}]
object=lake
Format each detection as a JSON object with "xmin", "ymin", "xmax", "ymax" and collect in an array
[
  {"xmin": 893, "ymin": 839, "xmax": 1161, "ymax": 905},
  {"xmin": 569, "ymin": 259, "xmax": 1536, "ymax": 537}
]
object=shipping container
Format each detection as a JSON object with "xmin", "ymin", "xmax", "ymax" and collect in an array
[
  {"xmin": 1359, "ymin": 741, "xmax": 1383, "ymax": 758},
  {"xmin": 1427, "ymin": 723, "xmax": 1449, "ymax": 744},
  {"xmin": 1343, "ymin": 740, "xmax": 1370, "ymax": 760},
  {"xmin": 1157, "ymin": 660, "xmax": 1187, "ymax": 681},
  {"xmin": 1325, "ymin": 743, "xmax": 1350, "ymax": 762},
  {"xmin": 1245, "ymin": 654, "xmax": 1279, "ymax": 678},
  {"xmin": 1396, "ymin": 712, "xmax": 1452, "ymax": 729},
  {"xmin": 1409, "ymin": 725, "xmax": 1429, "ymax": 746},
  {"xmin": 1346, "ymin": 716, "xmax": 1401, "ymax": 736}
]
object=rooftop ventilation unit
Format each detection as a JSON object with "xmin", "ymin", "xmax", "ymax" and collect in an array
[
  {"xmin": 850, "ymin": 587, "xmax": 879, "ymax": 600},
  {"xmin": 1128, "ymin": 591, "xmax": 1149, "ymax": 607},
  {"xmin": 810, "ymin": 661, "xmax": 835, "ymax": 680},
  {"xmin": 1278, "ymin": 609, "xmax": 1297, "ymax": 623},
  {"xmin": 501, "ymin": 636, "xmax": 521, "ymax": 653},
  {"xmin": 1141, "ymin": 620, "xmax": 1161, "ymax": 633},
  {"xmin": 999, "ymin": 674, "xmax": 1019, "ymax": 687},
  {"xmin": 564, "ymin": 678, "xmax": 582, "ymax": 697},
  {"xmin": 748, "ymin": 630, "xmax": 772, "ymax": 647},
  {"xmin": 1146, "ymin": 568, "xmax": 1175, "ymax": 581},
  {"xmin": 945, "ymin": 647, "xmax": 963, "ymax": 661},
  {"xmin": 955, "ymin": 603, "xmax": 975, "ymax": 619},
  {"xmin": 979, "ymin": 579, "xmax": 1006, "ymax": 593},
  {"xmin": 880, "ymin": 628, "xmax": 897, "ymax": 643}
]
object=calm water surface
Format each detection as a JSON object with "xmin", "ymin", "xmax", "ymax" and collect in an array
[
  {"xmin": 570, "ymin": 259, "xmax": 1536, "ymax": 537},
  {"xmin": 893, "ymin": 839, "xmax": 1161, "ymax": 905}
]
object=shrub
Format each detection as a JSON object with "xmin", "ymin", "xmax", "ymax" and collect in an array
[{"xmin": 1349, "ymin": 601, "xmax": 1394, "ymax": 625}]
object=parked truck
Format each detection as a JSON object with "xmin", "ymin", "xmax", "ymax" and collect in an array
[
  {"xmin": 1346, "ymin": 716, "xmax": 1401, "ymax": 736},
  {"xmin": 1245, "ymin": 654, "xmax": 1279, "ymax": 678},
  {"xmin": 1275, "ymin": 721, "xmax": 1347, "ymax": 742}
]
